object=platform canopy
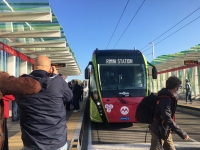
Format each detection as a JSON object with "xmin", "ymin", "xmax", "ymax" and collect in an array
[
  {"xmin": 150, "ymin": 44, "xmax": 200, "ymax": 73},
  {"xmin": 0, "ymin": 0, "xmax": 81, "ymax": 76}
]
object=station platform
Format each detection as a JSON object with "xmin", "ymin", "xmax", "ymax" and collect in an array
[
  {"xmin": 177, "ymin": 98, "xmax": 200, "ymax": 110},
  {"xmin": 7, "ymin": 100, "xmax": 86, "ymax": 150},
  {"xmin": 6, "ymin": 97, "xmax": 200, "ymax": 150}
]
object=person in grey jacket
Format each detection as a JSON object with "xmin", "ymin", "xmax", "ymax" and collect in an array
[
  {"xmin": 149, "ymin": 76, "xmax": 189, "ymax": 150},
  {"xmin": 185, "ymin": 79, "xmax": 192, "ymax": 104}
]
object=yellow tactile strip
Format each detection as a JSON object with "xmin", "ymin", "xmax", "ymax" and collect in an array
[
  {"xmin": 71, "ymin": 139, "xmax": 78, "ymax": 150},
  {"xmin": 67, "ymin": 112, "xmax": 81, "ymax": 142},
  {"xmin": 8, "ymin": 132, "xmax": 23, "ymax": 150}
]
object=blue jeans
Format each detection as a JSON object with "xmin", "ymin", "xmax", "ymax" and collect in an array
[
  {"xmin": 21, "ymin": 142, "xmax": 68, "ymax": 150},
  {"xmin": 186, "ymin": 91, "xmax": 192, "ymax": 102},
  {"xmin": 12, "ymin": 100, "xmax": 18, "ymax": 120}
]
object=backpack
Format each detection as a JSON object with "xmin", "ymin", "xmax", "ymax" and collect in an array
[
  {"xmin": 135, "ymin": 93, "xmax": 158, "ymax": 124},
  {"xmin": 186, "ymin": 82, "xmax": 192, "ymax": 92}
]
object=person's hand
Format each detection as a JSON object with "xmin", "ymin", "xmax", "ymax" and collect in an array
[
  {"xmin": 184, "ymin": 135, "xmax": 189, "ymax": 140},
  {"xmin": 51, "ymin": 66, "xmax": 59, "ymax": 74}
]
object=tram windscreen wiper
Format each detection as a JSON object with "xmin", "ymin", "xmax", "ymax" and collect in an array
[{"xmin": 105, "ymin": 85, "xmax": 126, "ymax": 104}]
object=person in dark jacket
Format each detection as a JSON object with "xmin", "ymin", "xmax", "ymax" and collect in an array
[
  {"xmin": 149, "ymin": 76, "xmax": 189, "ymax": 150},
  {"xmin": 58, "ymin": 75, "xmax": 71, "ymax": 111},
  {"xmin": 80, "ymin": 83, "xmax": 84, "ymax": 101},
  {"xmin": 72, "ymin": 80, "xmax": 80, "ymax": 112},
  {"xmin": 16, "ymin": 56, "xmax": 73, "ymax": 150}
]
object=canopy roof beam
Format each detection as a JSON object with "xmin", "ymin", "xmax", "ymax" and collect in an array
[
  {"xmin": 0, "ymin": 30, "xmax": 61, "ymax": 38},
  {"xmin": 8, "ymin": 40, "xmax": 66, "ymax": 48},
  {"xmin": 0, "ymin": 12, "xmax": 52, "ymax": 22}
]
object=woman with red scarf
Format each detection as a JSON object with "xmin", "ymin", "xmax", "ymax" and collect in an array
[
  {"xmin": 2, "ymin": 95, "xmax": 15, "ymax": 150},
  {"xmin": 0, "ymin": 71, "xmax": 41, "ymax": 150}
]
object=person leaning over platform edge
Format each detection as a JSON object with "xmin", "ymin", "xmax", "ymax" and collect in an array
[
  {"xmin": 149, "ymin": 76, "xmax": 189, "ymax": 150},
  {"xmin": 16, "ymin": 56, "xmax": 73, "ymax": 150},
  {"xmin": 0, "ymin": 71, "xmax": 41, "ymax": 150}
]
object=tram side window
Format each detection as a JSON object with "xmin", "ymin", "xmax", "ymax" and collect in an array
[{"xmin": 90, "ymin": 68, "xmax": 97, "ymax": 92}]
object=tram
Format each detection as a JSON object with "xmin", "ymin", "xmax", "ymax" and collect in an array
[{"xmin": 85, "ymin": 49, "xmax": 157, "ymax": 123}]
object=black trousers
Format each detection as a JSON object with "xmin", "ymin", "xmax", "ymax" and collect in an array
[
  {"xmin": 80, "ymin": 92, "xmax": 83, "ymax": 101},
  {"xmin": 74, "ymin": 97, "xmax": 80, "ymax": 110}
]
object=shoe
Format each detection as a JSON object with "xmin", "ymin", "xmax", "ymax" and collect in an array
[
  {"xmin": 73, "ymin": 110, "xmax": 80, "ymax": 112},
  {"xmin": 190, "ymin": 102, "xmax": 193, "ymax": 104},
  {"xmin": 12, "ymin": 118, "xmax": 19, "ymax": 122}
]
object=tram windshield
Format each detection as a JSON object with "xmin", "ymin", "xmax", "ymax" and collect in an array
[{"xmin": 98, "ymin": 64, "xmax": 146, "ymax": 91}]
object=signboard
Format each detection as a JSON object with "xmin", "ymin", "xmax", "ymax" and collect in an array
[
  {"xmin": 51, "ymin": 63, "xmax": 66, "ymax": 68},
  {"xmin": 105, "ymin": 59, "xmax": 133, "ymax": 64},
  {"xmin": 184, "ymin": 60, "xmax": 198, "ymax": 65}
]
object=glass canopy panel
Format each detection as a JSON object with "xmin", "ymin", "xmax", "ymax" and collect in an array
[{"xmin": 0, "ymin": 0, "xmax": 50, "ymax": 12}]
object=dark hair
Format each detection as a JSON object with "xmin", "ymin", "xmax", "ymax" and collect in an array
[{"xmin": 166, "ymin": 76, "xmax": 182, "ymax": 89}]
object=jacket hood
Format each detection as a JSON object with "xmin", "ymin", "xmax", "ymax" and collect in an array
[
  {"xmin": 29, "ymin": 70, "xmax": 58, "ymax": 90},
  {"xmin": 158, "ymin": 88, "xmax": 174, "ymax": 97}
]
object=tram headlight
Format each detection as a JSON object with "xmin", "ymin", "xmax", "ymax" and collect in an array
[{"xmin": 93, "ymin": 90, "xmax": 99, "ymax": 100}]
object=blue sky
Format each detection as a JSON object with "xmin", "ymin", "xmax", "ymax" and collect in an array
[{"xmin": 48, "ymin": 0, "xmax": 200, "ymax": 81}]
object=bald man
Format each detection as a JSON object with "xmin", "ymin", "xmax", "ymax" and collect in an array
[{"xmin": 16, "ymin": 56, "xmax": 73, "ymax": 150}]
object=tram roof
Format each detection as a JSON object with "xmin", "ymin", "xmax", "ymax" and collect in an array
[
  {"xmin": 149, "ymin": 44, "xmax": 200, "ymax": 73},
  {"xmin": 94, "ymin": 49, "xmax": 142, "ymax": 55},
  {"xmin": 0, "ymin": 0, "xmax": 81, "ymax": 76}
]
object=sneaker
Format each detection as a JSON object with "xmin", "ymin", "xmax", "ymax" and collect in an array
[{"xmin": 73, "ymin": 110, "xmax": 80, "ymax": 112}]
